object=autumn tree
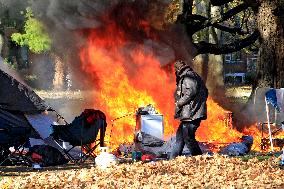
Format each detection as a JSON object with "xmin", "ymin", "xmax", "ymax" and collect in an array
[
  {"xmin": 254, "ymin": 0, "xmax": 284, "ymax": 88},
  {"xmin": 174, "ymin": 0, "xmax": 284, "ymax": 90}
]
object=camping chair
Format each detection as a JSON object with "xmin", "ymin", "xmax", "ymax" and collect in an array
[
  {"xmin": 51, "ymin": 109, "xmax": 107, "ymax": 163},
  {"xmin": 254, "ymin": 87, "xmax": 284, "ymax": 151}
]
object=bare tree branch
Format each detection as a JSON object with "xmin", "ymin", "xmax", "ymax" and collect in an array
[
  {"xmin": 211, "ymin": 0, "xmax": 259, "ymax": 9},
  {"xmin": 213, "ymin": 3, "xmax": 248, "ymax": 23},
  {"xmin": 183, "ymin": 14, "xmax": 208, "ymax": 34},
  {"xmin": 211, "ymin": 23, "xmax": 249, "ymax": 35},
  {"xmin": 184, "ymin": 14, "xmax": 248, "ymax": 35},
  {"xmin": 182, "ymin": 0, "xmax": 194, "ymax": 16},
  {"xmin": 211, "ymin": 0, "xmax": 235, "ymax": 6},
  {"xmin": 195, "ymin": 30, "xmax": 260, "ymax": 55},
  {"xmin": 179, "ymin": 0, "xmax": 260, "ymax": 55}
]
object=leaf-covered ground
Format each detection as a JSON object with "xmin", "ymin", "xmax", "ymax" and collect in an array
[{"xmin": 1, "ymin": 154, "xmax": 284, "ymax": 189}]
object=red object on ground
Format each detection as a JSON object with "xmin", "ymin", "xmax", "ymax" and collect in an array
[
  {"xmin": 141, "ymin": 154, "xmax": 155, "ymax": 161},
  {"xmin": 32, "ymin": 152, "xmax": 43, "ymax": 162}
]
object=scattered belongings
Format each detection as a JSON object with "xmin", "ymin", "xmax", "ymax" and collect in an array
[
  {"xmin": 0, "ymin": 68, "xmax": 274, "ymax": 168},
  {"xmin": 134, "ymin": 105, "xmax": 166, "ymax": 157},
  {"xmin": 131, "ymin": 151, "xmax": 142, "ymax": 161},
  {"xmin": 32, "ymin": 163, "xmax": 42, "ymax": 170},
  {"xmin": 254, "ymin": 88, "xmax": 284, "ymax": 151},
  {"xmin": 0, "ymin": 68, "xmax": 107, "ymax": 167},
  {"xmin": 95, "ymin": 147, "xmax": 117, "ymax": 168},
  {"xmin": 219, "ymin": 135, "xmax": 253, "ymax": 156},
  {"xmin": 279, "ymin": 147, "xmax": 284, "ymax": 167},
  {"xmin": 29, "ymin": 145, "xmax": 68, "ymax": 167},
  {"xmin": 141, "ymin": 154, "xmax": 156, "ymax": 162},
  {"xmin": 118, "ymin": 143, "xmax": 135, "ymax": 157}
]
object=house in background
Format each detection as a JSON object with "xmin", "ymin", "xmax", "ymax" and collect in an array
[{"xmin": 223, "ymin": 51, "xmax": 258, "ymax": 85}]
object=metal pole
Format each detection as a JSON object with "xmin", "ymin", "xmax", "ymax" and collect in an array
[{"xmin": 265, "ymin": 97, "xmax": 274, "ymax": 152}]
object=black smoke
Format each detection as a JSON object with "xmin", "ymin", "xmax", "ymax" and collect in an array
[{"xmin": 0, "ymin": 0, "xmax": 194, "ymax": 88}]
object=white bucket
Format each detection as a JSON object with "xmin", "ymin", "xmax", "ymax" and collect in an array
[{"xmin": 95, "ymin": 147, "xmax": 117, "ymax": 168}]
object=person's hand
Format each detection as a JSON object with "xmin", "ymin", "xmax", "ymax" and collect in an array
[
  {"xmin": 174, "ymin": 102, "xmax": 180, "ymax": 119},
  {"xmin": 174, "ymin": 102, "xmax": 178, "ymax": 111},
  {"xmin": 176, "ymin": 91, "xmax": 181, "ymax": 96}
]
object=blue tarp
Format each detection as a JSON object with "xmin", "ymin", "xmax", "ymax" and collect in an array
[{"xmin": 265, "ymin": 89, "xmax": 281, "ymax": 112}]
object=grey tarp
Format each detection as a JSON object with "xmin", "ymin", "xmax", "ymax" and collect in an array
[
  {"xmin": 0, "ymin": 108, "xmax": 38, "ymax": 148},
  {"xmin": 0, "ymin": 69, "xmax": 48, "ymax": 114},
  {"xmin": 0, "ymin": 69, "xmax": 77, "ymax": 166}
]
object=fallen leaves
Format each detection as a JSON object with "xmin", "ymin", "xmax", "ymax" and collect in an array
[{"xmin": 0, "ymin": 154, "xmax": 284, "ymax": 188}]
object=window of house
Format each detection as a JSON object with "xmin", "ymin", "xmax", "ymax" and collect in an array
[
  {"xmin": 251, "ymin": 58, "xmax": 257, "ymax": 63},
  {"xmin": 225, "ymin": 52, "xmax": 242, "ymax": 64},
  {"xmin": 252, "ymin": 52, "xmax": 258, "ymax": 57},
  {"xmin": 225, "ymin": 54, "xmax": 232, "ymax": 64},
  {"xmin": 247, "ymin": 57, "xmax": 257, "ymax": 72},
  {"xmin": 232, "ymin": 52, "xmax": 241, "ymax": 61}
]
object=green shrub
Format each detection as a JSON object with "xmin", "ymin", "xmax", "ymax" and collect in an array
[{"xmin": 11, "ymin": 7, "xmax": 51, "ymax": 54}]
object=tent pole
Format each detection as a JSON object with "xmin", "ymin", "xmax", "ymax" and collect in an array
[{"xmin": 265, "ymin": 97, "xmax": 274, "ymax": 152}]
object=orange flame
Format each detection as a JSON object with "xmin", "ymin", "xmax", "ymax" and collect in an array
[
  {"xmin": 197, "ymin": 97, "xmax": 242, "ymax": 143},
  {"xmin": 79, "ymin": 11, "xmax": 284, "ymax": 152},
  {"xmin": 79, "ymin": 23, "xmax": 176, "ymax": 148}
]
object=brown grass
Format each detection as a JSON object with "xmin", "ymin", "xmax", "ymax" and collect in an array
[{"xmin": 1, "ymin": 154, "xmax": 283, "ymax": 188}]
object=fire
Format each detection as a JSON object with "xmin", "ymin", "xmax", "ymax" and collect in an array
[
  {"xmin": 196, "ymin": 97, "xmax": 243, "ymax": 143},
  {"xmin": 243, "ymin": 124, "xmax": 284, "ymax": 151},
  {"xmin": 79, "ymin": 20, "xmax": 176, "ymax": 148},
  {"xmin": 78, "ymin": 7, "xmax": 284, "ymax": 152}
]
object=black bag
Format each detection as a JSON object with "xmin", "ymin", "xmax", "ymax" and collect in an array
[{"xmin": 30, "ymin": 145, "xmax": 68, "ymax": 166}]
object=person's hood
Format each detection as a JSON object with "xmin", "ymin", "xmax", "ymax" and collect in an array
[{"xmin": 177, "ymin": 66, "xmax": 193, "ymax": 77}]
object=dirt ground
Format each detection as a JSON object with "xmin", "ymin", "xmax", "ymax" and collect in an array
[
  {"xmin": 0, "ymin": 155, "xmax": 284, "ymax": 188},
  {"xmin": 3, "ymin": 87, "xmax": 283, "ymax": 188}
]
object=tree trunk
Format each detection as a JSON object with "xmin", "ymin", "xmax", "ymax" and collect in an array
[
  {"xmin": 207, "ymin": 5, "xmax": 224, "ymax": 94},
  {"xmin": 241, "ymin": 0, "xmax": 284, "ymax": 129},
  {"xmin": 192, "ymin": 3, "xmax": 224, "ymax": 95},
  {"xmin": 276, "ymin": 0, "xmax": 284, "ymax": 87},
  {"xmin": 52, "ymin": 53, "xmax": 65, "ymax": 90},
  {"xmin": 192, "ymin": 0, "xmax": 209, "ymax": 82},
  {"xmin": 255, "ymin": 0, "xmax": 284, "ymax": 89}
]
